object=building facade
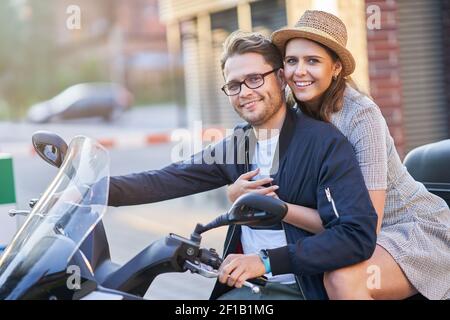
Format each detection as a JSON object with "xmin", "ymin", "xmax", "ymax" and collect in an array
[
  {"xmin": 160, "ymin": 0, "xmax": 450, "ymax": 156},
  {"xmin": 54, "ymin": 0, "xmax": 170, "ymax": 104}
]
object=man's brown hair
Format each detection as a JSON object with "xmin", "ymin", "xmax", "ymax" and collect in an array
[{"xmin": 220, "ymin": 31, "xmax": 283, "ymax": 72}]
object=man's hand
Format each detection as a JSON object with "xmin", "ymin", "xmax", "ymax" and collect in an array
[
  {"xmin": 227, "ymin": 168, "xmax": 279, "ymax": 203},
  {"xmin": 218, "ymin": 253, "xmax": 266, "ymax": 288}
]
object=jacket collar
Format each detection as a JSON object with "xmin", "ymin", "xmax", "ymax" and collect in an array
[{"xmin": 239, "ymin": 107, "xmax": 298, "ymax": 176}]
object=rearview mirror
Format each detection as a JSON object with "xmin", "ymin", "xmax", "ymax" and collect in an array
[
  {"xmin": 32, "ymin": 131, "xmax": 68, "ymax": 168},
  {"xmin": 192, "ymin": 193, "xmax": 287, "ymax": 240},
  {"xmin": 227, "ymin": 193, "xmax": 288, "ymax": 227}
]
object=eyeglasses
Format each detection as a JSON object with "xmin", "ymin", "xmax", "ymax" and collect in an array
[{"xmin": 221, "ymin": 68, "xmax": 280, "ymax": 96}]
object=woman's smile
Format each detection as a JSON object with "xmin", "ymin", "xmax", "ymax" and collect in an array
[{"xmin": 293, "ymin": 81, "xmax": 315, "ymax": 88}]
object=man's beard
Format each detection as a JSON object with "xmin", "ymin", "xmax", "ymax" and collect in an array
[{"xmin": 234, "ymin": 94, "xmax": 283, "ymax": 127}]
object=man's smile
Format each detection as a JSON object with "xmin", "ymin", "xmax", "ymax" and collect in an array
[{"xmin": 240, "ymin": 98, "xmax": 263, "ymax": 109}]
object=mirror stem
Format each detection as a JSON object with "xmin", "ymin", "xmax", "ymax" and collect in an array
[
  {"xmin": 190, "ymin": 225, "xmax": 203, "ymax": 244},
  {"xmin": 192, "ymin": 213, "xmax": 229, "ymax": 239}
]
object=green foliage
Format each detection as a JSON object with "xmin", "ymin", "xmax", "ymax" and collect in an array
[{"xmin": 0, "ymin": 0, "xmax": 58, "ymax": 119}]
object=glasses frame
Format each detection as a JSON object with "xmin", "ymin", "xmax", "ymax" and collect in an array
[{"xmin": 221, "ymin": 67, "xmax": 280, "ymax": 96}]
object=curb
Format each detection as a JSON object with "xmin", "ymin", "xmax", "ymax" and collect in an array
[{"xmin": 0, "ymin": 127, "xmax": 227, "ymax": 157}]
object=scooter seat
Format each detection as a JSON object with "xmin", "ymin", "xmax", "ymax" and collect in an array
[{"xmin": 404, "ymin": 139, "xmax": 450, "ymax": 206}]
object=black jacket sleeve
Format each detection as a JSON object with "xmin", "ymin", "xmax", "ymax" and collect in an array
[
  {"xmin": 269, "ymin": 135, "xmax": 378, "ymax": 276},
  {"xmin": 108, "ymin": 141, "xmax": 232, "ymax": 207}
]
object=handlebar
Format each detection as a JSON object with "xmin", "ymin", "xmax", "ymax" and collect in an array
[
  {"xmin": 183, "ymin": 247, "xmax": 266, "ymax": 294},
  {"xmin": 184, "ymin": 260, "xmax": 261, "ymax": 294},
  {"xmin": 169, "ymin": 234, "xmax": 266, "ymax": 295}
]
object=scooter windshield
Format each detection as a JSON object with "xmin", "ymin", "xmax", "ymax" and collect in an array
[{"xmin": 0, "ymin": 136, "xmax": 109, "ymax": 297}]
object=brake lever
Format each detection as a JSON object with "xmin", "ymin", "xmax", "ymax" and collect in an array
[
  {"xmin": 184, "ymin": 260, "xmax": 218, "ymax": 278},
  {"xmin": 184, "ymin": 260, "xmax": 261, "ymax": 294},
  {"xmin": 8, "ymin": 209, "xmax": 31, "ymax": 217}
]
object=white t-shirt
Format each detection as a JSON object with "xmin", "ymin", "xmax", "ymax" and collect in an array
[{"xmin": 240, "ymin": 132, "xmax": 296, "ymax": 284}]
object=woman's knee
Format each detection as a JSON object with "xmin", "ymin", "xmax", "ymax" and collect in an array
[
  {"xmin": 323, "ymin": 268, "xmax": 352, "ymax": 295},
  {"xmin": 324, "ymin": 266, "xmax": 371, "ymax": 299}
]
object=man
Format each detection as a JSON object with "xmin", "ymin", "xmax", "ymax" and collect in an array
[{"xmin": 108, "ymin": 31, "xmax": 378, "ymax": 300}]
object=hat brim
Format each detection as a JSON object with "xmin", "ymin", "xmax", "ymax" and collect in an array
[{"xmin": 271, "ymin": 27, "xmax": 355, "ymax": 77}]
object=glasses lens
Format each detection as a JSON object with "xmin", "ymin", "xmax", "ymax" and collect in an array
[
  {"xmin": 223, "ymin": 72, "xmax": 268, "ymax": 96},
  {"xmin": 225, "ymin": 83, "xmax": 241, "ymax": 96},
  {"xmin": 245, "ymin": 75, "xmax": 264, "ymax": 89}
]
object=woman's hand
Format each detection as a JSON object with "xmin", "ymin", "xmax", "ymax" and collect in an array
[{"xmin": 227, "ymin": 168, "xmax": 279, "ymax": 203}]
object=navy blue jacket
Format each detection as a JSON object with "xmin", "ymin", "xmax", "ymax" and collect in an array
[{"xmin": 109, "ymin": 108, "xmax": 378, "ymax": 299}]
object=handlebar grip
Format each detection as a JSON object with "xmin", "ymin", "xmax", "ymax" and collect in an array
[
  {"xmin": 199, "ymin": 248, "xmax": 267, "ymax": 287},
  {"xmin": 247, "ymin": 276, "xmax": 268, "ymax": 287}
]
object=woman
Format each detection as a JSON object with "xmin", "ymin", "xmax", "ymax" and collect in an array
[{"xmin": 228, "ymin": 10, "xmax": 450, "ymax": 300}]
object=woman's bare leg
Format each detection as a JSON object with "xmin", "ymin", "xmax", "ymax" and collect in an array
[{"xmin": 323, "ymin": 245, "xmax": 418, "ymax": 300}]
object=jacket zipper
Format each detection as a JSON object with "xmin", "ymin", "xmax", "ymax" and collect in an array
[
  {"xmin": 325, "ymin": 187, "xmax": 340, "ymax": 218},
  {"xmin": 282, "ymin": 221, "xmax": 307, "ymax": 300},
  {"xmin": 244, "ymin": 135, "xmax": 250, "ymax": 172}
]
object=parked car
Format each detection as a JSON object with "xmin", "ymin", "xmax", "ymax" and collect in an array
[{"xmin": 27, "ymin": 83, "xmax": 134, "ymax": 123}]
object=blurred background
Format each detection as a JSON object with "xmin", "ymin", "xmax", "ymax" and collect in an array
[{"xmin": 0, "ymin": 0, "xmax": 449, "ymax": 299}]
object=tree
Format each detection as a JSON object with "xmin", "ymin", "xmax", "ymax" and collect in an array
[{"xmin": 0, "ymin": 0, "xmax": 57, "ymax": 119}]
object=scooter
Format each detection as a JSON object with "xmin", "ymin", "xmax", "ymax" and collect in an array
[{"xmin": 0, "ymin": 131, "xmax": 286, "ymax": 300}]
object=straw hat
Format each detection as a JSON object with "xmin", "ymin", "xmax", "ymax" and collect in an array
[{"xmin": 271, "ymin": 10, "xmax": 355, "ymax": 77}]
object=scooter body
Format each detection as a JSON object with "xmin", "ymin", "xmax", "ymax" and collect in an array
[
  {"xmin": 4, "ymin": 132, "xmax": 446, "ymax": 300},
  {"xmin": 0, "ymin": 132, "xmax": 286, "ymax": 300}
]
